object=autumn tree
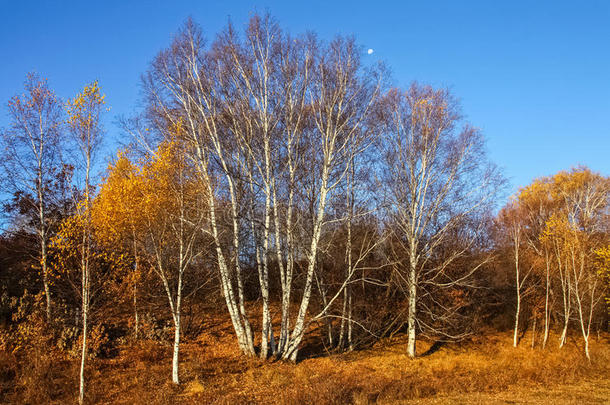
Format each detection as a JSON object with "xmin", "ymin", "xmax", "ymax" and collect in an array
[
  {"xmin": 595, "ymin": 245, "xmax": 610, "ymax": 318},
  {"xmin": 0, "ymin": 73, "xmax": 67, "ymax": 321},
  {"xmin": 497, "ymin": 200, "xmax": 537, "ymax": 347},
  {"xmin": 541, "ymin": 168, "xmax": 608, "ymax": 359},
  {"xmin": 66, "ymin": 80, "xmax": 105, "ymax": 403},
  {"xmin": 515, "ymin": 177, "xmax": 556, "ymax": 348},
  {"xmin": 91, "ymin": 152, "xmax": 144, "ymax": 339},
  {"xmin": 500, "ymin": 167, "xmax": 609, "ymax": 358},
  {"xmin": 380, "ymin": 84, "xmax": 503, "ymax": 357},
  {"xmin": 94, "ymin": 139, "xmax": 210, "ymax": 384}
]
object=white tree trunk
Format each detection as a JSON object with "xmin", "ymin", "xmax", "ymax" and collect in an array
[
  {"xmin": 282, "ymin": 177, "xmax": 329, "ymax": 361},
  {"xmin": 202, "ymin": 165, "xmax": 255, "ymax": 356},
  {"xmin": 133, "ymin": 236, "xmax": 139, "ymax": 340},
  {"xmin": 172, "ymin": 312, "xmax": 181, "ymax": 384},
  {"xmin": 513, "ymin": 290, "xmax": 521, "ymax": 348},
  {"xmin": 531, "ymin": 316, "xmax": 536, "ymax": 348},
  {"xmin": 542, "ymin": 252, "xmax": 550, "ymax": 349},
  {"xmin": 79, "ymin": 285, "xmax": 88, "ymax": 404},
  {"xmin": 557, "ymin": 243, "xmax": 570, "ymax": 348},
  {"xmin": 42, "ymin": 242, "xmax": 51, "ymax": 322},
  {"xmin": 572, "ymin": 252, "xmax": 597, "ymax": 361},
  {"xmin": 513, "ymin": 227, "xmax": 521, "ymax": 348},
  {"xmin": 38, "ymin": 166, "xmax": 52, "ymax": 322},
  {"xmin": 79, "ymin": 144, "xmax": 92, "ymax": 405},
  {"xmin": 407, "ymin": 254, "xmax": 417, "ymax": 358}
]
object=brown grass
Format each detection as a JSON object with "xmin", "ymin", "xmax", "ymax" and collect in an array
[{"xmin": 1, "ymin": 313, "xmax": 609, "ymax": 404}]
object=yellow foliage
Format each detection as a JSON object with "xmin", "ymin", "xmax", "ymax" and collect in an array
[
  {"xmin": 595, "ymin": 246, "xmax": 610, "ymax": 312},
  {"xmin": 66, "ymin": 80, "xmax": 106, "ymax": 128},
  {"xmin": 93, "ymin": 139, "xmax": 205, "ymax": 243},
  {"xmin": 50, "ymin": 208, "xmax": 131, "ymax": 285}
]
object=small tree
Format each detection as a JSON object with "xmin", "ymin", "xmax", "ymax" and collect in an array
[
  {"xmin": 94, "ymin": 139, "xmax": 208, "ymax": 384},
  {"xmin": 0, "ymin": 73, "xmax": 66, "ymax": 321},
  {"xmin": 594, "ymin": 246, "xmax": 610, "ymax": 320},
  {"xmin": 92, "ymin": 152, "xmax": 144, "ymax": 339},
  {"xmin": 381, "ymin": 83, "xmax": 503, "ymax": 357},
  {"xmin": 497, "ymin": 201, "xmax": 536, "ymax": 347},
  {"xmin": 541, "ymin": 168, "xmax": 608, "ymax": 359},
  {"xmin": 66, "ymin": 80, "xmax": 105, "ymax": 404}
]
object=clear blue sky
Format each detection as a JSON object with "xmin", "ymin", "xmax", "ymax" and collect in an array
[{"xmin": 1, "ymin": 0, "xmax": 608, "ymax": 196}]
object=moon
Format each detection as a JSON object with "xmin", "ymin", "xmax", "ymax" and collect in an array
[{"xmin": 367, "ymin": 48, "xmax": 374, "ymax": 55}]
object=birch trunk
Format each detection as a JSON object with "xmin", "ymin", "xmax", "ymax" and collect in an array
[
  {"xmin": 79, "ymin": 145, "xmax": 92, "ymax": 405},
  {"xmin": 202, "ymin": 168, "xmax": 254, "ymax": 355},
  {"xmin": 572, "ymin": 250, "xmax": 596, "ymax": 361},
  {"xmin": 558, "ymin": 248, "xmax": 570, "ymax": 348},
  {"xmin": 171, "ymin": 275, "xmax": 182, "ymax": 384},
  {"xmin": 282, "ymin": 173, "xmax": 329, "ymax": 362},
  {"xmin": 347, "ymin": 286, "xmax": 353, "ymax": 351},
  {"xmin": 38, "ymin": 171, "xmax": 51, "ymax": 322},
  {"xmin": 132, "ymin": 236, "xmax": 139, "ymax": 340},
  {"xmin": 340, "ymin": 154, "xmax": 355, "ymax": 351},
  {"xmin": 172, "ymin": 314, "xmax": 181, "ymax": 384},
  {"xmin": 513, "ymin": 237, "xmax": 521, "ymax": 348},
  {"xmin": 213, "ymin": 137, "xmax": 256, "ymax": 356},
  {"xmin": 79, "ymin": 294, "xmax": 87, "ymax": 404},
  {"xmin": 260, "ymin": 148, "xmax": 273, "ymax": 359},
  {"xmin": 338, "ymin": 288, "xmax": 347, "ymax": 348},
  {"xmin": 531, "ymin": 316, "xmax": 536, "ymax": 348},
  {"xmin": 275, "ymin": 159, "xmax": 296, "ymax": 356},
  {"xmin": 407, "ymin": 251, "xmax": 417, "ymax": 358},
  {"xmin": 542, "ymin": 251, "xmax": 550, "ymax": 349},
  {"xmin": 41, "ymin": 237, "xmax": 51, "ymax": 322},
  {"xmin": 78, "ymin": 266, "xmax": 88, "ymax": 404}
]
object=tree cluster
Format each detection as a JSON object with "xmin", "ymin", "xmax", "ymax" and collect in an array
[{"xmin": 497, "ymin": 167, "xmax": 609, "ymax": 359}]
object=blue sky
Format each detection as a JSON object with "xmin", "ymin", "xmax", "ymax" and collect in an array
[{"xmin": 1, "ymin": 0, "xmax": 608, "ymax": 196}]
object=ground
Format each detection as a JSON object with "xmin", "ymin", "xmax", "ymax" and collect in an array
[
  {"xmin": 398, "ymin": 379, "xmax": 610, "ymax": 404},
  {"xmin": 2, "ymin": 312, "xmax": 609, "ymax": 404}
]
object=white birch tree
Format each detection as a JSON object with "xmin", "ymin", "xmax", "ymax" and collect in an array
[
  {"xmin": 66, "ymin": 80, "xmax": 105, "ymax": 405},
  {"xmin": 0, "ymin": 73, "xmax": 66, "ymax": 322},
  {"xmin": 381, "ymin": 84, "xmax": 503, "ymax": 358}
]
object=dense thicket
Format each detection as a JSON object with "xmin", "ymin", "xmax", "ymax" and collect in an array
[{"xmin": 0, "ymin": 13, "xmax": 608, "ymax": 402}]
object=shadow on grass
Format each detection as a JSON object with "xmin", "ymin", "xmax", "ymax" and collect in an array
[{"xmin": 420, "ymin": 340, "xmax": 445, "ymax": 357}]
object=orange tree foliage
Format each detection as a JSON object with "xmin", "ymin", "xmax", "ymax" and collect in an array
[
  {"xmin": 538, "ymin": 168, "xmax": 609, "ymax": 260},
  {"xmin": 595, "ymin": 246, "xmax": 610, "ymax": 313},
  {"xmin": 93, "ymin": 139, "xmax": 207, "ymax": 257},
  {"xmin": 92, "ymin": 153, "xmax": 141, "ymax": 246},
  {"xmin": 515, "ymin": 167, "xmax": 608, "ymax": 266},
  {"xmin": 502, "ymin": 168, "xmax": 608, "ymax": 319},
  {"xmin": 91, "ymin": 140, "xmax": 209, "ymax": 324},
  {"xmin": 91, "ymin": 152, "xmax": 143, "ymax": 298},
  {"xmin": 513, "ymin": 168, "xmax": 609, "ymax": 331},
  {"xmin": 48, "ymin": 205, "xmax": 131, "ymax": 356},
  {"xmin": 51, "ymin": 209, "xmax": 130, "ymax": 299}
]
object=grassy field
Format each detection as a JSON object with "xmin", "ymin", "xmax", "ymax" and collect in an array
[{"xmin": 2, "ymin": 313, "xmax": 609, "ymax": 404}]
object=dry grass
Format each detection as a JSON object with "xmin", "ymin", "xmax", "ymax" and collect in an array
[
  {"xmin": 1, "ymin": 313, "xmax": 609, "ymax": 404},
  {"xmin": 395, "ymin": 378, "xmax": 610, "ymax": 404}
]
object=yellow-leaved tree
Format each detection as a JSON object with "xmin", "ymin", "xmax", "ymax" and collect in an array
[
  {"xmin": 515, "ymin": 177, "xmax": 556, "ymax": 348},
  {"xmin": 66, "ymin": 80, "xmax": 105, "ymax": 404},
  {"xmin": 501, "ymin": 167, "xmax": 608, "ymax": 359},
  {"xmin": 539, "ymin": 168, "xmax": 609, "ymax": 359},
  {"xmin": 93, "ymin": 138, "xmax": 210, "ymax": 384},
  {"xmin": 92, "ymin": 152, "xmax": 144, "ymax": 339},
  {"xmin": 594, "ymin": 246, "xmax": 610, "ymax": 316}
]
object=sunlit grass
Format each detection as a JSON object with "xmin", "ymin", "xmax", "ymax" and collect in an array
[{"xmin": 2, "ymin": 312, "xmax": 608, "ymax": 404}]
